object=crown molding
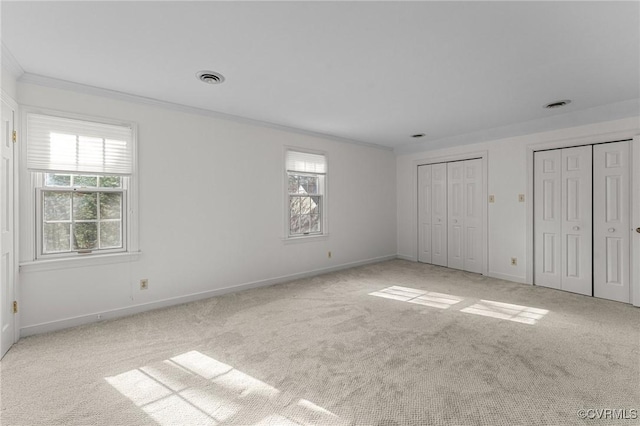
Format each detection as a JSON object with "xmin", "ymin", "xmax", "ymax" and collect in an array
[
  {"xmin": 18, "ymin": 72, "xmax": 393, "ymax": 152},
  {"xmin": 394, "ymin": 98, "xmax": 640, "ymax": 155},
  {"xmin": 1, "ymin": 43, "xmax": 25, "ymax": 78}
]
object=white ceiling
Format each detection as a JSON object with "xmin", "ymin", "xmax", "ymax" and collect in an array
[{"xmin": 2, "ymin": 1, "xmax": 639, "ymax": 152}]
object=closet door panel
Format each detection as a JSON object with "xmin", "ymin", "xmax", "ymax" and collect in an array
[
  {"xmin": 447, "ymin": 162, "xmax": 464, "ymax": 270},
  {"xmin": 594, "ymin": 141, "xmax": 630, "ymax": 302},
  {"xmin": 560, "ymin": 146, "xmax": 592, "ymax": 296},
  {"xmin": 431, "ymin": 163, "xmax": 448, "ymax": 266},
  {"xmin": 534, "ymin": 150, "xmax": 562, "ymax": 289},
  {"xmin": 417, "ymin": 165, "xmax": 432, "ymax": 263},
  {"xmin": 463, "ymin": 159, "xmax": 483, "ymax": 273}
]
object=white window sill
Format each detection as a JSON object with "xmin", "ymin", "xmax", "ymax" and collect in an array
[
  {"xmin": 282, "ymin": 234, "xmax": 329, "ymax": 245},
  {"xmin": 20, "ymin": 251, "xmax": 141, "ymax": 273}
]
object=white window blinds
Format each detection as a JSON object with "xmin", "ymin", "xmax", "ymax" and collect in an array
[
  {"xmin": 26, "ymin": 113, "xmax": 133, "ymax": 175},
  {"xmin": 286, "ymin": 150, "xmax": 326, "ymax": 174}
]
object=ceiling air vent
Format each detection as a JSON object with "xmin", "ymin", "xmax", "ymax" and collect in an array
[
  {"xmin": 197, "ymin": 71, "xmax": 225, "ymax": 85},
  {"xmin": 544, "ymin": 99, "xmax": 571, "ymax": 109}
]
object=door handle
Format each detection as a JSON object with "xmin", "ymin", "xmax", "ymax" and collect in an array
[
  {"xmin": 608, "ymin": 228, "xmax": 615, "ymax": 233},
  {"xmin": 573, "ymin": 226, "xmax": 580, "ymax": 231},
  {"xmin": 637, "ymin": 227, "xmax": 640, "ymax": 234}
]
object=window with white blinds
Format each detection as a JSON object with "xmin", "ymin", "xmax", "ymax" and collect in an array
[
  {"xmin": 24, "ymin": 109, "xmax": 138, "ymax": 262},
  {"xmin": 285, "ymin": 150, "xmax": 327, "ymax": 238},
  {"xmin": 26, "ymin": 113, "xmax": 133, "ymax": 175}
]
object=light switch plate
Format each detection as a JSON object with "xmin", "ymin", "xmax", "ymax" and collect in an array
[
  {"xmin": 489, "ymin": 195, "xmax": 495, "ymax": 203},
  {"xmin": 518, "ymin": 194, "xmax": 525, "ymax": 202}
]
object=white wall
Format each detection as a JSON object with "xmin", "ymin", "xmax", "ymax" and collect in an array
[
  {"xmin": 397, "ymin": 116, "xmax": 640, "ymax": 286},
  {"xmin": 17, "ymin": 82, "xmax": 397, "ymax": 335}
]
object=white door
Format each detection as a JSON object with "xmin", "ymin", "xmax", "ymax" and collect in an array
[
  {"xmin": 431, "ymin": 163, "xmax": 448, "ymax": 267},
  {"xmin": 593, "ymin": 141, "xmax": 630, "ymax": 302},
  {"xmin": 447, "ymin": 162, "xmax": 464, "ymax": 270},
  {"xmin": 534, "ymin": 150, "xmax": 562, "ymax": 289},
  {"xmin": 1, "ymin": 100, "xmax": 16, "ymax": 358},
  {"xmin": 418, "ymin": 165, "xmax": 432, "ymax": 263},
  {"xmin": 463, "ymin": 159, "xmax": 483, "ymax": 273},
  {"xmin": 534, "ymin": 146, "xmax": 592, "ymax": 296},
  {"xmin": 561, "ymin": 146, "xmax": 592, "ymax": 296}
]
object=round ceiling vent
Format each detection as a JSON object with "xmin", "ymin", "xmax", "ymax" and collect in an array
[
  {"xmin": 197, "ymin": 71, "xmax": 225, "ymax": 85},
  {"xmin": 545, "ymin": 99, "xmax": 571, "ymax": 109}
]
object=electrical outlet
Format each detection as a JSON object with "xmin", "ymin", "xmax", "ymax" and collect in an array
[
  {"xmin": 510, "ymin": 258, "xmax": 517, "ymax": 266},
  {"xmin": 140, "ymin": 279, "xmax": 149, "ymax": 290},
  {"xmin": 489, "ymin": 195, "xmax": 495, "ymax": 203},
  {"xmin": 328, "ymin": 251, "xmax": 332, "ymax": 259},
  {"xmin": 518, "ymin": 194, "xmax": 525, "ymax": 202}
]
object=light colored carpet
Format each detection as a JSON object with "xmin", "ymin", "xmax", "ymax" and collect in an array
[{"xmin": 1, "ymin": 260, "xmax": 639, "ymax": 426}]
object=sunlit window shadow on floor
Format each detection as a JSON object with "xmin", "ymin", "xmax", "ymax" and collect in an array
[
  {"xmin": 106, "ymin": 350, "xmax": 344, "ymax": 425},
  {"xmin": 369, "ymin": 285, "xmax": 463, "ymax": 309},
  {"xmin": 461, "ymin": 300, "xmax": 549, "ymax": 325},
  {"xmin": 369, "ymin": 286, "xmax": 549, "ymax": 325}
]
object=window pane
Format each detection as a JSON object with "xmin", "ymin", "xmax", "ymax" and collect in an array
[
  {"xmin": 310, "ymin": 214, "xmax": 320, "ymax": 232},
  {"xmin": 290, "ymin": 197, "xmax": 300, "ymax": 215},
  {"xmin": 301, "ymin": 177, "xmax": 307, "ymax": 193},
  {"xmin": 288, "ymin": 175, "xmax": 298, "ymax": 194},
  {"xmin": 45, "ymin": 173, "xmax": 71, "ymax": 187},
  {"xmin": 290, "ymin": 215, "xmax": 300, "ymax": 234},
  {"xmin": 44, "ymin": 223, "xmax": 71, "ymax": 253},
  {"xmin": 100, "ymin": 193, "xmax": 122, "ymax": 219},
  {"xmin": 300, "ymin": 215, "xmax": 311, "ymax": 234},
  {"xmin": 73, "ymin": 175, "xmax": 98, "ymax": 187},
  {"xmin": 73, "ymin": 222, "xmax": 98, "ymax": 250},
  {"xmin": 307, "ymin": 177, "xmax": 318, "ymax": 194},
  {"xmin": 100, "ymin": 221, "xmax": 121, "ymax": 248},
  {"xmin": 300, "ymin": 197, "xmax": 312, "ymax": 214},
  {"xmin": 99, "ymin": 176, "xmax": 122, "ymax": 188},
  {"xmin": 310, "ymin": 196, "xmax": 320, "ymax": 215},
  {"xmin": 73, "ymin": 193, "xmax": 97, "ymax": 220},
  {"xmin": 43, "ymin": 192, "xmax": 71, "ymax": 221}
]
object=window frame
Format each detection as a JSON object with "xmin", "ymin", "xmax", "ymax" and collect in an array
[
  {"xmin": 35, "ymin": 174, "xmax": 129, "ymax": 259},
  {"xmin": 284, "ymin": 148, "xmax": 328, "ymax": 240},
  {"xmin": 20, "ymin": 107, "xmax": 139, "ymax": 269}
]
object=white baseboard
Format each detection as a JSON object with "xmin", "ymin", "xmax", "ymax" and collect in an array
[
  {"xmin": 396, "ymin": 254, "xmax": 417, "ymax": 262},
  {"xmin": 20, "ymin": 254, "xmax": 398, "ymax": 337},
  {"xmin": 486, "ymin": 271, "xmax": 529, "ymax": 284}
]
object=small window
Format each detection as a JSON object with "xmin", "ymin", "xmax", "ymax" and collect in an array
[
  {"xmin": 286, "ymin": 150, "xmax": 326, "ymax": 237},
  {"xmin": 39, "ymin": 173, "xmax": 125, "ymax": 255},
  {"xmin": 26, "ymin": 111, "xmax": 136, "ymax": 260}
]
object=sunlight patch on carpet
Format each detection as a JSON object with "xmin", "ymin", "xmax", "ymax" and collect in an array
[
  {"xmin": 106, "ymin": 350, "xmax": 343, "ymax": 425},
  {"xmin": 461, "ymin": 300, "xmax": 549, "ymax": 325},
  {"xmin": 369, "ymin": 285, "xmax": 463, "ymax": 309}
]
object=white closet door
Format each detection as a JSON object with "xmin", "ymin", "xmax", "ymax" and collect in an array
[
  {"xmin": 447, "ymin": 162, "xmax": 464, "ymax": 270},
  {"xmin": 534, "ymin": 150, "xmax": 562, "ymax": 289},
  {"xmin": 417, "ymin": 165, "xmax": 432, "ymax": 263},
  {"xmin": 561, "ymin": 146, "xmax": 592, "ymax": 296},
  {"xmin": 431, "ymin": 163, "xmax": 448, "ymax": 267},
  {"xmin": 463, "ymin": 159, "xmax": 483, "ymax": 273},
  {"xmin": 594, "ymin": 141, "xmax": 630, "ymax": 302}
]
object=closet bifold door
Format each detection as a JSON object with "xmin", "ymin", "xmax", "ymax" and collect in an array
[
  {"xmin": 534, "ymin": 146, "xmax": 592, "ymax": 295},
  {"xmin": 534, "ymin": 150, "xmax": 562, "ymax": 289},
  {"xmin": 418, "ymin": 165, "xmax": 432, "ymax": 263},
  {"xmin": 593, "ymin": 141, "xmax": 630, "ymax": 303},
  {"xmin": 561, "ymin": 146, "xmax": 592, "ymax": 296},
  {"xmin": 463, "ymin": 159, "xmax": 483, "ymax": 273},
  {"xmin": 447, "ymin": 162, "xmax": 464, "ymax": 270},
  {"xmin": 431, "ymin": 163, "xmax": 448, "ymax": 267},
  {"xmin": 447, "ymin": 159, "xmax": 482, "ymax": 273}
]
